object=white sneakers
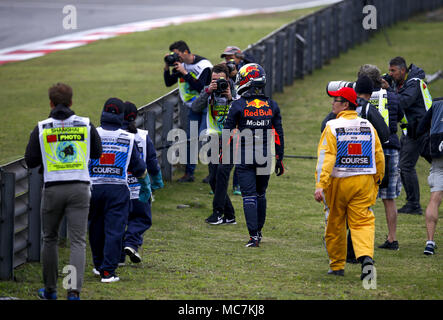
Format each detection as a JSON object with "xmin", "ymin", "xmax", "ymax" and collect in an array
[
  {"xmin": 124, "ymin": 246, "xmax": 142, "ymax": 263},
  {"xmin": 93, "ymin": 268, "xmax": 120, "ymax": 282}
]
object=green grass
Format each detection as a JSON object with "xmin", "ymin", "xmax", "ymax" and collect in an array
[
  {"xmin": 0, "ymin": 7, "xmax": 320, "ymax": 165},
  {"xmin": 1, "ymin": 7, "xmax": 443, "ymax": 300}
]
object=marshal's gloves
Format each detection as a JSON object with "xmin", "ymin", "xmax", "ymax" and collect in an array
[
  {"xmin": 137, "ymin": 174, "xmax": 152, "ymax": 203},
  {"xmin": 275, "ymin": 155, "xmax": 284, "ymax": 176},
  {"xmin": 150, "ymin": 171, "xmax": 164, "ymax": 190}
]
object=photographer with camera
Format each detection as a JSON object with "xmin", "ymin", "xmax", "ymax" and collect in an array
[
  {"xmin": 164, "ymin": 40, "xmax": 213, "ymax": 182},
  {"xmin": 358, "ymin": 64, "xmax": 403, "ymax": 250},
  {"xmin": 192, "ymin": 64, "xmax": 237, "ymax": 225},
  {"xmin": 381, "ymin": 57, "xmax": 433, "ymax": 215},
  {"xmin": 322, "ymin": 77, "xmax": 389, "ymax": 144},
  {"xmin": 220, "ymin": 46, "xmax": 255, "ymax": 81}
]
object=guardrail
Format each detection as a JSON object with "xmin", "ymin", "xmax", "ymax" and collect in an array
[
  {"xmin": 1, "ymin": 0, "xmax": 442, "ymax": 280},
  {"xmin": 0, "ymin": 162, "xmax": 41, "ymax": 280}
]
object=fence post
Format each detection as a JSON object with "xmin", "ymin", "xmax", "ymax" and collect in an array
[
  {"xmin": 144, "ymin": 108, "xmax": 157, "ymax": 144},
  {"xmin": 286, "ymin": 25, "xmax": 296, "ymax": 85},
  {"xmin": 264, "ymin": 39, "xmax": 274, "ymax": 98},
  {"xmin": 246, "ymin": 45, "xmax": 264, "ymax": 68},
  {"xmin": 274, "ymin": 32, "xmax": 285, "ymax": 93},
  {"xmin": 0, "ymin": 171, "xmax": 15, "ymax": 280},
  {"xmin": 321, "ymin": 9, "xmax": 330, "ymax": 64},
  {"xmin": 354, "ymin": 0, "xmax": 364, "ymax": 45},
  {"xmin": 161, "ymin": 97, "xmax": 175, "ymax": 182},
  {"xmin": 305, "ymin": 17, "xmax": 314, "ymax": 74},
  {"xmin": 349, "ymin": 0, "xmax": 357, "ymax": 48},
  {"xmin": 295, "ymin": 20, "xmax": 306, "ymax": 79},
  {"xmin": 27, "ymin": 168, "xmax": 42, "ymax": 262},
  {"xmin": 314, "ymin": 14, "xmax": 322, "ymax": 69},
  {"xmin": 337, "ymin": 2, "xmax": 346, "ymax": 53},
  {"xmin": 331, "ymin": 4, "xmax": 340, "ymax": 58}
]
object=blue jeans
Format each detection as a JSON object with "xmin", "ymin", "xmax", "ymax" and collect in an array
[
  {"xmin": 379, "ymin": 148, "xmax": 401, "ymax": 199},
  {"xmin": 185, "ymin": 107, "xmax": 207, "ymax": 175}
]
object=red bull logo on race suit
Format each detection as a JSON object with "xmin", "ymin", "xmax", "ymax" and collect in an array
[
  {"xmin": 244, "ymin": 99, "xmax": 272, "ymax": 117},
  {"xmin": 244, "ymin": 108, "xmax": 273, "ymax": 117},
  {"xmin": 245, "ymin": 99, "xmax": 269, "ymax": 109}
]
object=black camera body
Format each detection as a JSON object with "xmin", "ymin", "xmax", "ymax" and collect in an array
[
  {"xmin": 164, "ymin": 52, "xmax": 180, "ymax": 66},
  {"xmin": 215, "ymin": 78, "xmax": 229, "ymax": 94},
  {"xmin": 226, "ymin": 59, "xmax": 237, "ymax": 74},
  {"xmin": 382, "ymin": 73, "xmax": 393, "ymax": 87}
]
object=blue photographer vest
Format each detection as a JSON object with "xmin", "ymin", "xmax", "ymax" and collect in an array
[
  {"xmin": 89, "ymin": 127, "xmax": 135, "ymax": 186},
  {"xmin": 328, "ymin": 116, "xmax": 377, "ymax": 178}
]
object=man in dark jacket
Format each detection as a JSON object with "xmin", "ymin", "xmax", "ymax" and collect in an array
[
  {"xmin": 358, "ymin": 65, "xmax": 403, "ymax": 250},
  {"xmin": 220, "ymin": 45, "xmax": 256, "ymax": 81},
  {"xmin": 25, "ymin": 83, "xmax": 102, "ymax": 300},
  {"xmin": 381, "ymin": 57, "xmax": 432, "ymax": 215},
  {"xmin": 192, "ymin": 63, "xmax": 237, "ymax": 225}
]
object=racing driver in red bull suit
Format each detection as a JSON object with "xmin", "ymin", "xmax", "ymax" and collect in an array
[{"xmin": 223, "ymin": 63, "xmax": 284, "ymax": 247}]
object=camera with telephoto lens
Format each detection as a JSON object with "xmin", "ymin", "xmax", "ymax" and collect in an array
[
  {"xmin": 226, "ymin": 59, "xmax": 237, "ymax": 74},
  {"xmin": 326, "ymin": 81, "xmax": 356, "ymax": 96},
  {"xmin": 382, "ymin": 73, "xmax": 393, "ymax": 87},
  {"xmin": 164, "ymin": 52, "xmax": 180, "ymax": 66},
  {"xmin": 215, "ymin": 78, "xmax": 229, "ymax": 94}
]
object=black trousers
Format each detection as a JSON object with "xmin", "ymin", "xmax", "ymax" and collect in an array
[
  {"xmin": 208, "ymin": 163, "xmax": 235, "ymax": 218},
  {"xmin": 399, "ymin": 134, "xmax": 425, "ymax": 207}
]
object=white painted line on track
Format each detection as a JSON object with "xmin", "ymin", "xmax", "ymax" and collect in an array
[{"xmin": 0, "ymin": 0, "xmax": 340, "ymax": 65}]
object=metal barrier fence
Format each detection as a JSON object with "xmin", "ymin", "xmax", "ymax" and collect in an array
[{"xmin": 1, "ymin": 0, "xmax": 442, "ymax": 280}]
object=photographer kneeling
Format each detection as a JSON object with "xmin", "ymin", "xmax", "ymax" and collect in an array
[{"xmin": 192, "ymin": 64, "xmax": 237, "ymax": 225}]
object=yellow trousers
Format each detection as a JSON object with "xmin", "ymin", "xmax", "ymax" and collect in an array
[{"xmin": 324, "ymin": 174, "xmax": 377, "ymax": 271}]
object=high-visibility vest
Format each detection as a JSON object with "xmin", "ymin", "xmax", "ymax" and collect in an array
[
  {"xmin": 400, "ymin": 78, "xmax": 432, "ymax": 135},
  {"xmin": 369, "ymin": 89, "xmax": 389, "ymax": 127},
  {"xmin": 38, "ymin": 115, "xmax": 91, "ymax": 183},
  {"xmin": 177, "ymin": 59, "xmax": 213, "ymax": 106},
  {"xmin": 205, "ymin": 95, "xmax": 231, "ymax": 136},
  {"xmin": 127, "ymin": 129, "xmax": 148, "ymax": 200},
  {"xmin": 89, "ymin": 127, "xmax": 135, "ymax": 186}
]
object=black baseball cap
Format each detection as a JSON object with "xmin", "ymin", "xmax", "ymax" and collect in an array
[
  {"xmin": 124, "ymin": 101, "xmax": 138, "ymax": 122},
  {"xmin": 103, "ymin": 97, "xmax": 124, "ymax": 114},
  {"xmin": 355, "ymin": 75, "xmax": 374, "ymax": 95}
]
